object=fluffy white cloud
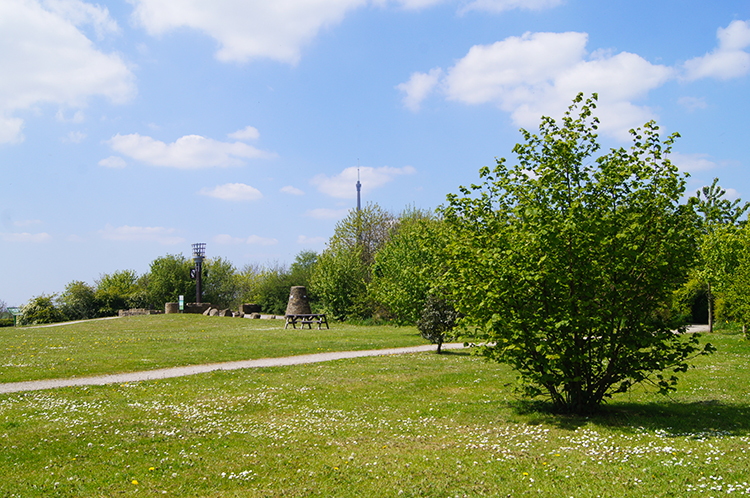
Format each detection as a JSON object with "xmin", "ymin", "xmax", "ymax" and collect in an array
[
  {"xmin": 130, "ymin": 0, "xmax": 565, "ymax": 65},
  {"xmin": 228, "ymin": 126, "xmax": 260, "ymax": 141},
  {"xmin": 459, "ymin": 0, "xmax": 563, "ymax": 14},
  {"xmin": 0, "ymin": 0, "xmax": 135, "ymax": 143},
  {"xmin": 677, "ymin": 96, "xmax": 708, "ymax": 112},
  {"xmin": 281, "ymin": 185, "xmax": 305, "ymax": 195},
  {"xmin": 401, "ymin": 31, "xmax": 673, "ymax": 140},
  {"xmin": 214, "ymin": 233, "xmax": 278, "ymax": 246},
  {"xmin": 396, "ymin": 68, "xmax": 442, "ymax": 111},
  {"xmin": 199, "ymin": 183, "xmax": 263, "ymax": 201},
  {"xmin": 99, "ymin": 224, "xmax": 184, "ymax": 245},
  {"xmin": 1, "ymin": 232, "xmax": 51, "ymax": 242},
  {"xmin": 98, "ymin": 156, "xmax": 127, "ymax": 168},
  {"xmin": 297, "ymin": 235, "xmax": 327, "ymax": 245},
  {"xmin": 41, "ymin": 0, "xmax": 120, "ymax": 38},
  {"xmin": 684, "ymin": 20, "xmax": 750, "ymax": 80},
  {"xmin": 305, "ymin": 207, "xmax": 351, "ymax": 219},
  {"xmin": 671, "ymin": 152, "xmax": 718, "ymax": 173},
  {"xmin": 107, "ymin": 133, "xmax": 275, "ymax": 168},
  {"xmin": 311, "ymin": 165, "xmax": 416, "ymax": 199},
  {"xmin": 130, "ymin": 0, "xmax": 367, "ymax": 64}
]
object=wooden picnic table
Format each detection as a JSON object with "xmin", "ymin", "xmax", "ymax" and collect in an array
[{"xmin": 284, "ymin": 314, "xmax": 329, "ymax": 330}]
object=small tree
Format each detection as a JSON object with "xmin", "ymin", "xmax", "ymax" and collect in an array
[
  {"xmin": 311, "ymin": 204, "xmax": 393, "ymax": 320},
  {"xmin": 691, "ymin": 178, "xmax": 750, "ymax": 332},
  {"xmin": 19, "ymin": 294, "xmax": 64, "ymax": 325},
  {"xmin": 416, "ymin": 294, "xmax": 459, "ymax": 354},
  {"xmin": 370, "ymin": 208, "xmax": 444, "ymax": 324},
  {"xmin": 58, "ymin": 280, "xmax": 99, "ymax": 320},
  {"xmin": 147, "ymin": 254, "xmax": 195, "ymax": 308},
  {"xmin": 442, "ymin": 93, "xmax": 714, "ymax": 414}
]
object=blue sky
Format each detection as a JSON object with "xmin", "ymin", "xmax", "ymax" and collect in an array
[{"xmin": 1, "ymin": 0, "xmax": 749, "ymax": 307}]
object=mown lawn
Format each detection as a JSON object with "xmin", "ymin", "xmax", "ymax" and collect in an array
[
  {"xmin": 1, "ymin": 320, "xmax": 749, "ymax": 496},
  {"xmin": 0, "ymin": 315, "xmax": 428, "ymax": 383}
]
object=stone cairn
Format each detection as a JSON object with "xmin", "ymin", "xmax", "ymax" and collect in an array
[{"xmin": 285, "ymin": 286, "xmax": 311, "ymax": 316}]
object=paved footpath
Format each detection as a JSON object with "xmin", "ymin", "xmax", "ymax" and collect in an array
[{"xmin": 0, "ymin": 343, "xmax": 465, "ymax": 395}]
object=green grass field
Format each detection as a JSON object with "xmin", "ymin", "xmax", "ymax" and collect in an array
[
  {"xmin": 0, "ymin": 315, "xmax": 428, "ymax": 383},
  {"xmin": 1, "ymin": 316, "xmax": 749, "ymax": 496}
]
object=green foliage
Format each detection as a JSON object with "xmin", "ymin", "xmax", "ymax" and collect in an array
[
  {"xmin": 416, "ymin": 294, "xmax": 459, "ymax": 353},
  {"xmin": 672, "ymin": 277, "xmax": 709, "ymax": 324},
  {"xmin": 693, "ymin": 177, "xmax": 750, "ymax": 229},
  {"xmin": 58, "ymin": 280, "xmax": 99, "ymax": 320},
  {"xmin": 441, "ymin": 93, "xmax": 713, "ymax": 414},
  {"xmin": 19, "ymin": 294, "xmax": 64, "ymax": 325},
  {"xmin": 370, "ymin": 209, "xmax": 445, "ymax": 324},
  {"xmin": 255, "ymin": 264, "xmax": 295, "ymax": 315},
  {"xmin": 147, "ymin": 254, "xmax": 195, "ymax": 308},
  {"xmin": 312, "ymin": 245, "xmax": 368, "ymax": 320},
  {"xmin": 311, "ymin": 204, "xmax": 393, "ymax": 320},
  {"xmin": 714, "ymin": 224, "xmax": 750, "ymax": 330},
  {"xmin": 202, "ymin": 257, "xmax": 239, "ymax": 309}
]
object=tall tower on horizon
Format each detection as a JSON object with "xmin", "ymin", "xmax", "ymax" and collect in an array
[{"xmin": 356, "ymin": 166, "xmax": 361, "ymax": 212}]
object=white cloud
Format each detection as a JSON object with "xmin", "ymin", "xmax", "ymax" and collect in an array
[
  {"xmin": 199, "ymin": 183, "xmax": 263, "ymax": 201},
  {"xmin": 98, "ymin": 156, "xmax": 127, "ymax": 168},
  {"xmin": 311, "ymin": 165, "xmax": 416, "ymax": 199},
  {"xmin": 306, "ymin": 208, "xmax": 351, "ymax": 219},
  {"xmin": 297, "ymin": 235, "xmax": 327, "ymax": 245},
  {"xmin": 214, "ymin": 233, "xmax": 278, "ymax": 246},
  {"xmin": 13, "ymin": 219, "xmax": 43, "ymax": 227},
  {"xmin": 281, "ymin": 185, "xmax": 305, "ymax": 195},
  {"xmin": 130, "ymin": 0, "xmax": 367, "ymax": 64},
  {"xmin": 684, "ymin": 20, "xmax": 750, "ymax": 81},
  {"xmin": 228, "ymin": 125, "xmax": 260, "ymax": 141},
  {"xmin": 41, "ymin": 0, "xmax": 120, "ymax": 38},
  {"xmin": 459, "ymin": 0, "xmax": 563, "ymax": 14},
  {"xmin": 678, "ymin": 96, "xmax": 708, "ymax": 112},
  {"xmin": 396, "ymin": 68, "xmax": 442, "ymax": 111},
  {"xmin": 64, "ymin": 130, "xmax": 86, "ymax": 143},
  {"xmin": 671, "ymin": 152, "xmax": 718, "ymax": 173},
  {"xmin": 99, "ymin": 224, "xmax": 184, "ymax": 245},
  {"xmin": 1, "ymin": 232, "xmax": 51, "ymax": 242},
  {"xmin": 401, "ymin": 31, "xmax": 673, "ymax": 140},
  {"xmin": 107, "ymin": 133, "xmax": 275, "ymax": 168},
  {"xmin": 247, "ymin": 235, "xmax": 278, "ymax": 246},
  {"xmin": 0, "ymin": 0, "xmax": 135, "ymax": 144}
]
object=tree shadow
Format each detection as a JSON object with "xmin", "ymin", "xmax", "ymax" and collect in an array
[{"xmin": 508, "ymin": 398, "xmax": 750, "ymax": 437}]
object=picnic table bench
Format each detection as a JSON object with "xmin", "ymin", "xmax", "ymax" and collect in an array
[{"xmin": 284, "ymin": 314, "xmax": 329, "ymax": 330}]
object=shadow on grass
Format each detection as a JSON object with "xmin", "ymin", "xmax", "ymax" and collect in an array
[{"xmin": 508, "ymin": 398, "xmax": 750, "ymax": 437}]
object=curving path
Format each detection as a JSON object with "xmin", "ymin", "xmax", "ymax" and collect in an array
[{"xmin": 0, "ymin": 343, "xmax": 466, "ymax": 394}]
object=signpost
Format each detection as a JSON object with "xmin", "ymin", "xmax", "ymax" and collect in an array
[{"xmin": 7, "ymin": 307, "xmax": 21, "ymax": 327}]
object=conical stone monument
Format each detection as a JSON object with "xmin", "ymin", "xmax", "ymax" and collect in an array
[{"xmin": 285, "ymin": 286, "xmax": 311, "ymax": 315}]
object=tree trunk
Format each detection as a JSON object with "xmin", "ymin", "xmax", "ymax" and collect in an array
[{"xmin": 436, "ymin": 339, "xmax": 443, "ymax": 354}]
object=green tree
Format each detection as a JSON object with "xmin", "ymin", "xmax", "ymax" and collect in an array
[
  {"xmin": 441, "ymin": 93, "xmax": 713, "ymax": 414},
  {"xmin": 701, "ymin": 223, "xmax": 750, "ymax": 335},
  {"xmin": 96, "ymin": 270, "xmax": 141, "ymax": 316},
  {"xmin": 147, "ymin": 254, "xmax": 195, "ymax": 308},
  {"xmin": 58, "ymin": 280, "xmax": 99, "ymax": 320},
  {"xmin": 19, "ymin": 294, "xmax": 64, "ymax": 325},
  {"xmin": 691, "ymin": 178, "xmax": 750, "ymax": 331},
  {"xmin": 311, "ymin": 204, "xmax": 393, "ymax": 320},
  {"xmin": 255, "ymin": 263, "xmax": 294, "ymax": 315},
  {"xmin": 416, "ymin": 294, "xmax": 459, "ymax": 354},
  {"xmin": 203, "ymin": 257, "xmax": 239, "ymax": 309},
  {"xmin": 370, "ymin": 208, "xmax": 444, "ymax": 324}
]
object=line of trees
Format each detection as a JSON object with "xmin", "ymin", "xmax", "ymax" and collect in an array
[{"xmin": 14, "ymin": 251, "xmax": 318, "ymax": 326}]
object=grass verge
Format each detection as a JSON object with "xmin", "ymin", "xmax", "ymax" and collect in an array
[
  {"xmin": 1, "ymin": 326, "xmax": 749, "ymax": 496},
  {"xmin": 0, "ymin": 315, "xmax": 427, "ymax": 383}
]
